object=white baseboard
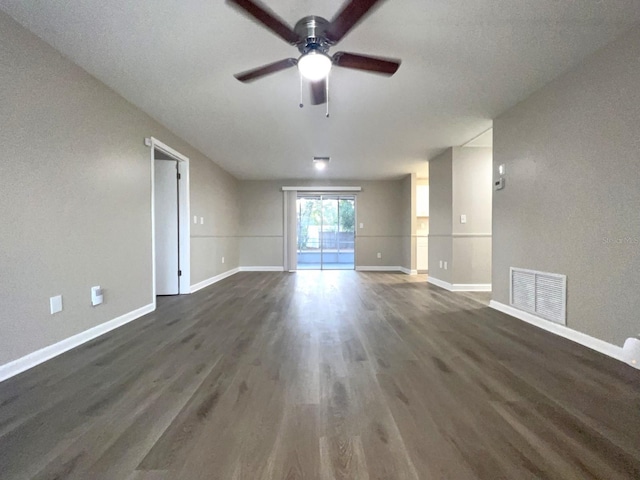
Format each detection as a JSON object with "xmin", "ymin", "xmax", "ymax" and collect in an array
[
  {"xmin": 190, "ymin": 267, "xmax": 240, "ymax": 293},
  {"xmin": 427, "ymin": 276, "xmax": 453, "ymax": 290},
  {"xmin": 452, "ymin": 283, "xmax": 491, "ymax": 292},
  {"xmin": 356, "ymin": 266, "xmax": 403, "ymax": 272},
  {"xmin": 0, "ymin": 303, "xmax": 155, "ymax": 384},
  {"xmin": 489, "ymin": 300, "xmax": 623, "ymax": 361},
  {"xmin": 427, "ymin": 277, "xmax": 491, "ymax": 292},
  {"xmin": 239, "ymin": 266, "xmax": 284, "ymax": 272},
  {"xmin": 400, "ymin": 267, "xmax": 418, "ymax": 275}
]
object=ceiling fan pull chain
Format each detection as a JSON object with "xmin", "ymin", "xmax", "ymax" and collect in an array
[
  {"xmin": 326, "ymin": 75, "xmax": 330, "ymax": 118},
  {"xmin": 299, "ymin": 73, "xmax": 304, "ymax": 108}
]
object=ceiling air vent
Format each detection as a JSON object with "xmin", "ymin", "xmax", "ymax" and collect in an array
[{"xmin": 510, "ymin": 267, "xmax": 567, "ymax": 325}]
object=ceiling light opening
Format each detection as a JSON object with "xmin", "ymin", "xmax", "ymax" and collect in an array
[
  {"xmin": 313, "ymin": 156, "xmax": 330, "ymax": 171},
  {"xmin": 298, "ymin": 51, "xmax": 332, "ymax": 81}
]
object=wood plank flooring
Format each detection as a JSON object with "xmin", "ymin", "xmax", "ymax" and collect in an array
[{"xmin": 0, "ymin": 271, "xmax": 639, "ymax": 479}]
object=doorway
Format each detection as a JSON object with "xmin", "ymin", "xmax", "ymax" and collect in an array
[
  {"xmin": 296, "ymin": 195, "xmax": 356, "ymax": 270},
  {"xmin": 154, "ymin": 157, "xmax": 180, "ymax": 295},
  {"xmin": 151, "ymin": 138, "xmax": 191, "ymax": 300}
]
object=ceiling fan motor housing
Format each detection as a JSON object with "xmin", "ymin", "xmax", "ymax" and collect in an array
[{"xmin": 295, "ymin": 16, "xmax": 332, "ymax": 55}]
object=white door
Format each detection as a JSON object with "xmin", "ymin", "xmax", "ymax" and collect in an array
[
  {"xmin": 155, "ymin": 160, "xmax": 180, "ymax": 295},
  {"xmin": 417, "ymin": 237, "xmax": 428, "ymax": 271}
]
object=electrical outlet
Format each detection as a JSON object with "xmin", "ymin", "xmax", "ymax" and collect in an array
[
  {"xmin": 221, "ymin": 257, "xmax": 225, "ymax": 264},
  {"xmin": 460, "ymin": 214, "xmax": 467, "ymax": 224},
  {"xmin": 200, "ymin": 217, "xmax": 204, "ymax": 225},
  {"xmin": 50, "ymin": 295, "xmax": 63, "ymax": 314},
  {"xmin": 439, "ymin": 260, "xmax": 443, "ymax": 268},
  {"xmin": 193, "ymin": 215, "xmax": 198, "ymax": 224},
  {"xmin": 359, "ymin": 223, "xmax": 364, "ymax": 229},
  {"xmin": 377, "ymin": 252, "xmax": 381, "ymax": 259},
  {"xmin": 444, "ymin": 261, "xmax": 448, "ymax": 270}
]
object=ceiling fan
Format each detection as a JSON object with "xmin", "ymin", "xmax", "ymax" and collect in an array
[{"xmin": 227, "ymin": 0, "xmax": 401, "ymax": 107}]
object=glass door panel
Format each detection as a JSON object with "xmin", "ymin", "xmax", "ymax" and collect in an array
[
  {"xmin": 296, "ymin": 194, "xmax": 355, "ymax": 270},
  {"xmin": 321, "ymin": 196, "xmax": 339, "ymax": 269},
  {"xmin": 297, "ymin": 196, "xmax": 322, "ymax": 269}
]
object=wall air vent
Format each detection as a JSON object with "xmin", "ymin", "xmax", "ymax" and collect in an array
[{"xmin": 510, "ymin": 267, "xmax": 567, "ymax": 325}]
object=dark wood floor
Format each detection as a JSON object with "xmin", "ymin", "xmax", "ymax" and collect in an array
[{"xmin": 0, "ymin": 272, "xmax": 639, "ymax": 479}]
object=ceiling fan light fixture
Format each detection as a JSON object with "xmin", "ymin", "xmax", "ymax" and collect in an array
[{"xmin": 298, "ymin": 51, "xmax": 332, "ymax": 81}]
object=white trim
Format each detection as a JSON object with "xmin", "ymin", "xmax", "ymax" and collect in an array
[
  {"xmin": 177, "ymin": 161, "xmax": 191, "ymax": 295},
  {"xmin": 283, "ymin": 191, "xmax": 288, "ymax": 272},
  {"xmin": 489, "ymin": 300, "xmax": 623, "ymax": 361},
  {"xmin": 428, "ymin": 233, "xmax": 492, "ymax": 238},
  {"xmin": 190, "ymin": 268, "xmax": 240, "ymax": 293},
  {"xmin": 281, "ymin": 186, "xmax": 362, "ymax": 192},
  {"xmin": 400, "ymin": 267, "xmax": 418, "ymax": 275},
  {"xmin": 0, "ymin": 303, "xmax": 155, "ymax": 383},
  {"xmin": 356, "ymin": 266, "xmax": 403, "ymax": 272},
  {"xmin": 427, "ymin": 277, "xmax": 491, "ymax": 292},
  {"xmin": 427, "ymin": 277, "xmax": 454, "ymax": 290},
  {"xmin": 239, "ymin": 266, "xmax": 285, "ymax": 272},
  {"xmin": 148, "ymin": 137, "xmax": 189, "ymax": 162},
  {"xmin": 149, "ymin": 137, "xmax": 191, "ymax": 301},
  {"xmin": 452, "ymin": 283, "xmax": 492, "ymax": 292}
]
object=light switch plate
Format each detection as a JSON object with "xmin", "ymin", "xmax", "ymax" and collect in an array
[
  {"xmin": 359, "ymin": 223, "xmax": 364, "ymax": 229},
  {"xmin": 91, "ymin": 286, "xmax": 103, "ymax": 306},
  {"xmin": 200, "ymin": 217, "xmax": 204, "ymax": 225},
  {"xmin": 50, "ymin": 295, "xmax": 63, "ymax": 314},
  {"xmin": 193, "ymin": 215, "xmax": 198, "ymax": 224}
]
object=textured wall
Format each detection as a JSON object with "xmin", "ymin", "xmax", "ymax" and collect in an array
[
  {"xmin": 492, "ymin": 25, "xmax": 640, "ymax": 345},
  {"xmin": 451, "ymin": 147, "xmax": 493, "ymax": 284},
  {"xmin": 237, "ymin": 179, "xmax": 408, "ymax": 269},
  {"xmin": 0, "ymin": 12, "xmax": 239, "ymax": 365},
  {"xmin": 429, "ymin": 147, "xmax": 492, "ymax": 285},
  {"xmin": 428, "ymin": 149, "xmax": 453, "ymax": 282},
  {"xmin": 401, "ymin": 174, "xmax": 416, "ymax": 271}
]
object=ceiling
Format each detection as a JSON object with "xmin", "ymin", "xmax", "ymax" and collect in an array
[{"xmin": 2, "ymin": 1, "xmax": 639, "ymax": 180}]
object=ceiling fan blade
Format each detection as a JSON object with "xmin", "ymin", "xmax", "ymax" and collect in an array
[
  {"xmin": 234, "ymin": 58, "xmax": 297, "ymax": 82},
  {"xmin": 310, "ymin": 78, "xmax": 327, "ymax": 105},
  {"xmin": 227, "ymin": 0, "xmax": 301, "ymax": 44},
  {"xmin": 333, "ymin": 52, "xmax": 400, "ymax": 76},
  {"xmin": 325, "ymin": 0, "xmax": 385, "ymax": 43}
]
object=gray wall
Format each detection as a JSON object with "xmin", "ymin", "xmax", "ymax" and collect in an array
[
  {"xmin": 452, "ymin": 147, "xmax": 493, "ymax": 285},
  {"xmin": 237, "ymin": 179, "xmax": 409, "ymax": 269},
  {"xmin": 493, "ymin": 25, "xmax": 640, "ymax": 346},
  {"xmin": 401, "ymin": 174, "xmax": 416, "ymax": 272},
  {"xmin": 0, "ymin": 12, "xmax": 239, "ymax": 365},
  {"xmin": 429, "ymin": 147, "xmax": 492, "ymax": 285},
  {"xmin": 428, "ymin": 149, "xmax": 454, "ymax": 283},
  {"xmin": 238, "ymin": 181, "xmax": 284, "ymax": 267}
]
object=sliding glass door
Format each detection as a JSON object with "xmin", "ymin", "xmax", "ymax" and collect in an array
[{"xmin": 297, "ymin": 195, "xmax": 355, "ymax": 270}]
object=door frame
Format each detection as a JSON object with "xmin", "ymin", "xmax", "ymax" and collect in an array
[
  {"xmin": 149, "ymin": 137, "xmax": 191, "ymax": 305},
  {"xmin": 282, "ymin": 186, "xmax": 361, "ymax": 272}
]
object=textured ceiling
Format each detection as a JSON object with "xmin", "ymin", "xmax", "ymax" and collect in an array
[{"xmin": 1, "ymin": 0, "xmax": 639, "ymax": 179}]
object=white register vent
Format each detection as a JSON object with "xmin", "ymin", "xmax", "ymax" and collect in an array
[{"xmin": 510, "ymin": 268, "xmax": 567, "ymax": 325}]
